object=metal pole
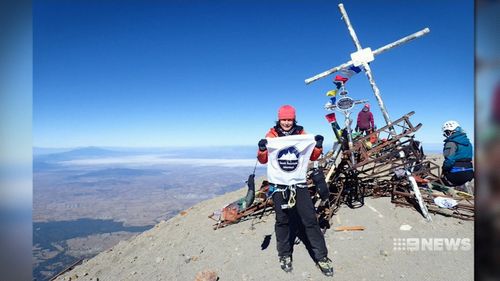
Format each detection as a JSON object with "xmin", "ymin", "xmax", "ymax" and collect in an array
[
  {"xmin": 372, "ymin": 28, "xmax": 430, "ymax": 56},
  {"xmin": 338, "ymin": 3, "xmax": 362, "ymax": 51},
  {"xmin": 362, "ymin": 62, "xmax": 393, "ymax": 131},
  {"xmin": 305, "ymin": 61, "xmax": 354, "ymax": 85},
  {"xmin": 344, "ymin": 111, "xmax": 356, "ymax": 165}
]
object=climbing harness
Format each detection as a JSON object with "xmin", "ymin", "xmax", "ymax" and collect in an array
[{"xmin": 268, "ymin": 183, "xmax": 307, "ymax": 210}]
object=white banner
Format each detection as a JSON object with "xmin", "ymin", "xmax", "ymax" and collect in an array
[{"xmin": 266, "ymin": 134, "xmax": 315, "ymax": 185}]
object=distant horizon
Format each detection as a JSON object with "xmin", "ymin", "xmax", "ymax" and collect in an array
[{"xmin": 33, "ymin": 143, "xmax": 445, "ymax": 155}]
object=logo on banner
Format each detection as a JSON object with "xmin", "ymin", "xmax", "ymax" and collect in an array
[{"xmin": 277, "ymin": 146, "xmax": 300, "ymax": 172}]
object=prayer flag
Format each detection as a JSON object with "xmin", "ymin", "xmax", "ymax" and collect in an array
[
  {"xmin": 334, "ymin": 75, "xmax": 349, "ymax": 83},
  {"xmin": 325, "ymin": 113, "xmax": 337, "ymax": 123},
  {"xmin": 340, "ymin": 65, "xmax": 362, "ymax": 78},
  {"xmin": 326, "ymin": 90, "xmax": 337, "ymax": 97}
]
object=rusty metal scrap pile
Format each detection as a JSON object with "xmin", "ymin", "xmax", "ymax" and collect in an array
[{"xmin": 210, "ymin": 112, "xmax": 474, "ymax": 231}]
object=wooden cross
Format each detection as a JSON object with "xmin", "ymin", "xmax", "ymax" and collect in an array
[{"xmin": 305, "ymin": 3, "xmax": 430, "ymax": 129}]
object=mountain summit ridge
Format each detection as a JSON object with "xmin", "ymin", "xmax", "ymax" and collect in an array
[{"xmin": 54, "ymin": 176, "xmax": 473, "ymax": 281}]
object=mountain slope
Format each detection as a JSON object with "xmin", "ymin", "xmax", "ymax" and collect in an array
[{"xmin": 55, "ymin": 180, "xmax": 473, "ymax": 281}]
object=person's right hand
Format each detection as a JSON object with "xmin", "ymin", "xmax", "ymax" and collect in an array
[{"xmin": 258, "ymin": 139, "xmax": 268, "ymax": 151}]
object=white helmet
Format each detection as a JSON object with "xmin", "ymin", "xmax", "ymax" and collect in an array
[{"xmin": 442, "ymin": 120, "xmax": 460, "ymax": 132}]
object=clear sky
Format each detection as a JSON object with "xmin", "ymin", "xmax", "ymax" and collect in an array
[{"xmin": 33, "ymin": 0, "xmax": 474, "ymax": 149}]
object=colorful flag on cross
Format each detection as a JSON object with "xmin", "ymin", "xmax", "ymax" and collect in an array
[
  {"xmin": 340, "ymin": 65, "xmax": 362, "ymax": 78},
  {"xmin": 334, "ymin": 75, "xmax": 349, "ymax": 83},
  {"xmin": 333, "ymin": 75, "xmax": 349, "ymax": 89},
  {"xmin": 326, "ymin": 89, "xmax": 337, "ymax": 104},
  {"xmin": 325, "ymin": 113, "xmax": 337, "ymax": 123},
  {"xmin": 326, "ymin": 90, "xmax": 337, "ymax": 97}
]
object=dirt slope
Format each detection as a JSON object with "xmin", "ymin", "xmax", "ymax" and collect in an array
[{"xmin": 55, "ymin": 182, "xmax": 473, "ymax": 281}]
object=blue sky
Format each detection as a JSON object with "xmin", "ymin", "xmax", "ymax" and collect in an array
[{"xmin": 33, "ymin": 0, "xmax": 474, "ymax": 149}]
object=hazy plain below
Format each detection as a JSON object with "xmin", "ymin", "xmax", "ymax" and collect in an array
[{"xmin": 33, "ymin": 146, "xmax": 265, "ymax": 280}]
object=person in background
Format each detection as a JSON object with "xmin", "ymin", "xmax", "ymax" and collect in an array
[
  {"xmin": 441, "ymin": 120, "xmax": 474, "ymax": 187},
  {"xmin": 356, "ymin": 103, "xmax": 375, "ymax": 135},
  {"xmin": 257, "ymin": 105, "xmax": 334, "ymax": 277}
]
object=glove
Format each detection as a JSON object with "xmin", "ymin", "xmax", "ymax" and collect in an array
[
  {"xmin": 258, "ymin": 139, "xmax": 268, "ymax": 151},
  {"xmin": 315, "ymin": 135, "xmax": 324, "ymax": 148}
]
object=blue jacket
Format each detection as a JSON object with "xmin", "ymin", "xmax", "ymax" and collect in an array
[{"xmin": 442, "ymin": 130, "xmax": 473, "ymax": 172}]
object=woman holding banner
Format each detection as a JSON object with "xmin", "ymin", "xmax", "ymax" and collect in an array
[{"xmin": 257, "ymin": 105, "xmax": 334, "ymax": 277}]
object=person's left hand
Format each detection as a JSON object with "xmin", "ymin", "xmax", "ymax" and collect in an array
[
  {"xmin": 315, "ymin": 135, "xmax": 324, "ymax": 148},
  {"xmin": 258, "ymin": 139, "xmax": 268, "ymax": 151}
]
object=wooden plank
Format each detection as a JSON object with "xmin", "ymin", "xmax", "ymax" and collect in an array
[{"xmin": 334, "ymin": 225, "xmax": 365, "ymax": 232}]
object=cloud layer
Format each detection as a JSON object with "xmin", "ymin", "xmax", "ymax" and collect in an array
[{"xmin": 59, "ymin": 154, "xmax": 258, "ymax": 167}]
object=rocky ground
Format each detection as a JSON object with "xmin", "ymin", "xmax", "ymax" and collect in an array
[{"xmin": 55, "ymin": 180, "xmax": 474, "ymax": 281}]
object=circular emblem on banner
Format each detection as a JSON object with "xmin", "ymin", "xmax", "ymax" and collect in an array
[
  {"xmin": 277, "ymin": 146, "xmax": 300, "ymax": 172},
  {"xmin": 336, "ymin": 97, "xmax": 355, "ymax": 111}
]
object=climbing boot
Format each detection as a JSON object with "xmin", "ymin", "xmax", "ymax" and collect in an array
[
  {"xmin": 279, "ymin": 255, "xmax": 293, "ymax": 272},
  {"xmin": 317, "ymin": 257, "xmax": 334, "ymax": 276}
]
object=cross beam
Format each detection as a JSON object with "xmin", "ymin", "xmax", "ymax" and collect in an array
[
  {"xmin": 305, "ymin": 3, "xmax": 430, "ymax": 129},
  {"xmin": 304, "ymin": 28, "xmax": 429, "ymax": 85}
]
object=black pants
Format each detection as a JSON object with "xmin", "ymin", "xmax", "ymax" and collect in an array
[
  {"xmin": 272, "ymin": 186, "xmax": 328, "ymax": 260},
  {"xmin": 442, "ymin": 162, "xmax": 474, "ymax": 186},
  {"xmin": 443, "ymin": 170, "xmax": 474, "ymax": 186},
  {"xmin": 359, "ymin": 128, "xmax": 371, "ymax": 135}
]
